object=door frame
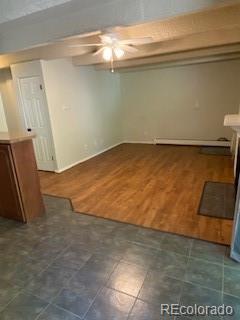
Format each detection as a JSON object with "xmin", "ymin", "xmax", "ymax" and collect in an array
[{"xmin": 11, "ymin": 61, "xmax": 57, "ymax": 172}]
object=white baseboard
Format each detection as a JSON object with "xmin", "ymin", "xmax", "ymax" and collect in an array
[
  {"xmin": 55, "ymin": 142, "xmax": 122, "ymax": 173},
  {"xmin": 154, "ymin": 138, "xmax": 231, "ymax": 147}
]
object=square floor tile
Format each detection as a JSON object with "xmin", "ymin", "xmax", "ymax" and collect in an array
[
  {"xmin": 25, "ymin": 265, "xmax": 75, "ymax": 301},
  {"xmin": 84, "ymin": 287, "xmax": 135, "ymax": 320},
  {"xmin": 224, "ymin": 248, "xmax": 240, "ymax": 270},
  {"xmin": 160, "ymin": 234, "xmax": 192, "ymax": 256},
  {"xmin": 128, "ymin": 299, "xmax": 174, "ymax": 320},
  {"xmin": 154, "ymin": 250, "xmax": 188, "ymax": 280},
  {"xmin": 38, "ymin": 304, "xmax": 81, "ymax": 319},
  {"xmin": 114, "ymin": 224, "xmax": 140, "ymax": 242},
  {"xmin": 223, "ymin": 294, "xmax": 240, "ymax": 320},
  {"xmin": 53, "ymin": 288, "xmax": 93, "ymax": 318},
  {"xmin": 0, "ymin": 293, "xmax": 48, "ymax": 320},
  {"xmin": 107, "ymin": 262, "xmax": 147, "ymax": 296},
  {"xmin": 190, "ymin": 240, "xmax": 226, "ymax": 264},
  {"xmin": 0, "ymin": 260, "xmax": 21, "ymax": 283},
  {"xmin": 52, "ymin": 245, "xmax": 92, "ymax": 270},
  {"xmin": 139, "ymin": 270, "xmax": 183, "ymax": 305},
  {"xmin": 224, "ymin": 266, "xmax": 240, "ymax": 298},
  {"xmin": 0, "ymin": 280, "xmax": 21, "ymax": 311},
  {"xmin": 132, "ymin": 229, "xmax": 164, "ymax": 250},
  {"xmin": 180, "ymin": 282, "xmax": 222, "ymax": 320},
  {"xmin": 12, "ymin": 257, "xmax": 48, "ymax": 287},
  {"xmin": 69, "ymin": 254, "xmax": 117, "ymax": 284},
  {"xmin": 93, "ymin": 238, "xmax": 129, "ymax": 260},
  {"xmin": 185, "ymin": 258, "xmax": 223, "ymax": 291},
  {"xmin": 122, "ymin": 244, "xmax": 157, "ymax": 268},
  {"xmin": 65, "ymin": 255, "xmax": 118, "ymax": 303}
]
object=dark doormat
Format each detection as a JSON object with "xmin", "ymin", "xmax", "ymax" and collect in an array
[
  {"xmin": 198, "ymin": 181, "xmax": 235, "ymax": 220},
  {"xmin": 199, "ymin": 146, "xmax": 231, "ymax": 156}
]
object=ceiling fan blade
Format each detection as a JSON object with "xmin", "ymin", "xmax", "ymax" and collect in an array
[
  {"xmin": 72, "ymin": 31, "xmax": 102, "ymax": 39},
  {"xmin": 54, "ymin": 30, "xmax": 102, "ymax": 42},
  {"xmin": 93, "ymin": 47, "xmax": 106, "ymax": 56},
  {"xmin": 119, "ymin": 37, "xmax": 153, "ymax": 45},
  {"xmin": 69, "ymin": 43, "xmax": 103, "ymax": 48},
  {"xmin": 119, "ymin": 44, "xmax": 138, "ymax": 53},
  {"xmin": 100, "ymin": 34, "xmax": 114, "ymax": 44}
]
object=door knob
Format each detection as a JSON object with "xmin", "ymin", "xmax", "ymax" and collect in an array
[{"xmin": 27, "ymin": 128, "xmax": 32, "ymax": 132}]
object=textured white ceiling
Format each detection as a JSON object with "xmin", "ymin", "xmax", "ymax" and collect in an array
[
  {"xmin": 0, "ymin": 0, "xmax": 72, "ymax": 23},
  {"xmin": 0, "ymin": 0, "xmax": 231, "ymax": 54},
  {"xmin": 0, "ymin": 0, "xmax": 228, "ymax": 24}
]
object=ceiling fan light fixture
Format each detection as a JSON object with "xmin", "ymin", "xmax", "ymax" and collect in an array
[
  {"xmin": 114, "ymin": 47, "xmax": 125, "ymax": 59},
  {"xmin": 102, "ymin": 47, "xmax": 112, "ymax": 61}
]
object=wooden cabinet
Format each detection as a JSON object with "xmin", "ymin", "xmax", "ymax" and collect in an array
[{"xmin": 0, "ymin": 138, "xmax": 44, "ymax": 222}]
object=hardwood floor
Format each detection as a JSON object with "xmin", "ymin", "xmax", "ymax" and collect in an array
[{"xmin": 39, "ymin": 144, "xmax": 234, "ymax": 245}]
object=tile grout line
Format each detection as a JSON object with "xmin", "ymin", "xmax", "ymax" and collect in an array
[
  {"xmin": 221, "ymin": 250, "xmax": 225, "ymax": 307},
  {"xmin": 34, "ymin": 302, "xmax": 51, "ymax": 320},
  {"xmin": 1, "ymin": 197, "xmax": 236, "ymax": 319},
  {"xmin": 174, "ymin": 238, "xmax": 194, "ymax": 320},
  {"xmin": 125, "ymin": 258, "xmax": 153, "ymax": 320},
  {"xmin": 81, "ymin": 258, "xmax": 121, "ymax": 320},
  {"xmin": 23, "ymin": 242, "xmax": 93, "ymax": 308},
  {"xmin": 0, "ymin": 290, "xmax": 22, "ymax": 314},
  {"xmin": 35, "ymin": 303, "xmax": 83, "ymax": 320},
  {"xmin": 118, "ymin": 234, "xmax": 164, "ymax": 319},
  {"xmin": 24, "ymin": 253, "xmax": 93, "ymax": 320},
  {"xmin": 41, "ymin": 249, "xmax": 95, "ymax": 304}
]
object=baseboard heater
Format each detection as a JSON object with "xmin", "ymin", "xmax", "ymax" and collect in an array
[{"xmin": 154, "ymin": 139, "xmax": 230, "ymax": 147}]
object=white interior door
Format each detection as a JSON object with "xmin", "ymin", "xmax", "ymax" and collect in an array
[{"xmin": 18, "ymin": 76, "xmax": 55, "ymax": 171}]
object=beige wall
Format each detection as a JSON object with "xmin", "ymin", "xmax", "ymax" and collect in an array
[
  {"xmin": 0, "ymin": 68, "xmax": 21, "ymax": 131},
  {"xmin": 4, "ymin": 58, "xmax": 240, "ymax": 172},
  {"xmin": 41, "ymin": 59, "xmax": 122, "ymax": 171},
  {"xmin": 120, "ymin": 60, "xmax": 240, "ymax": 142}
]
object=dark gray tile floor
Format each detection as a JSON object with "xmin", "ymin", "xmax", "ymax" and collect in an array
[{"xmin": 0, "ymin": 195, "xmax": 240, "ymax": 319}]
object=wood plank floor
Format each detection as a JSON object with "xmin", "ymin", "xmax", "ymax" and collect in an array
[{"xmin": 39, "ymin": 144, "xmax": 234, "ymax": 245}]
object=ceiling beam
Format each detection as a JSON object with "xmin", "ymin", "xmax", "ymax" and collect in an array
[
  {"xmin": 95, "ymin": 45, "xmax": 240, "ymax": 71},
  {"xmin": 72, "ymin": 27, "xmax": 240, "ymax": 66},
  {"xmin": 0, "ymin": 0, "xmax": 232, "ymax": 54},
  {"xmin": 0, "ymin": 43, "xmax": 91, "ymax": 69},
  {"xmin": 115, "ymin": 54, "xmax": 240, "ymax": 73},
  {"xmin": 1, "ymin": 1, "xmax": 240, "ymax": 69}
]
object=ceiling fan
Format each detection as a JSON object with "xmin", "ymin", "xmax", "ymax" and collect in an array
[{"xmin": 69, "ymin": 33, "xmax": 152, "ymax": 71}]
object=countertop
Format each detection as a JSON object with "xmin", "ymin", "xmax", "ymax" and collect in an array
[{"xmin": 0, "ymin": 131, "xmax": 36, "ymax": 144}]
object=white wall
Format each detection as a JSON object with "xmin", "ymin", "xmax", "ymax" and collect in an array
[
  {"xmin": 0, "ymin": 68, "xmax": 21, "ymax": 131},
  {"xmin": 120, "ymin": 60, "xmax": 240, "ymax": 142},
  {"xmin": 0, "ymin": 93, "xmax": 8, "ymax": 132},
  {"xmin": 6, "ymin": 58, "xmax": 240, "ymax": 173},
  {"xmin": 41, "ymin": 59, "xmax": 121, "ymax": 172}
]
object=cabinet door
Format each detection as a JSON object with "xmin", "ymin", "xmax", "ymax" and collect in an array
[{"xmin": 0, "ymin": 145, "xmax": 25, "ymax": 222}]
